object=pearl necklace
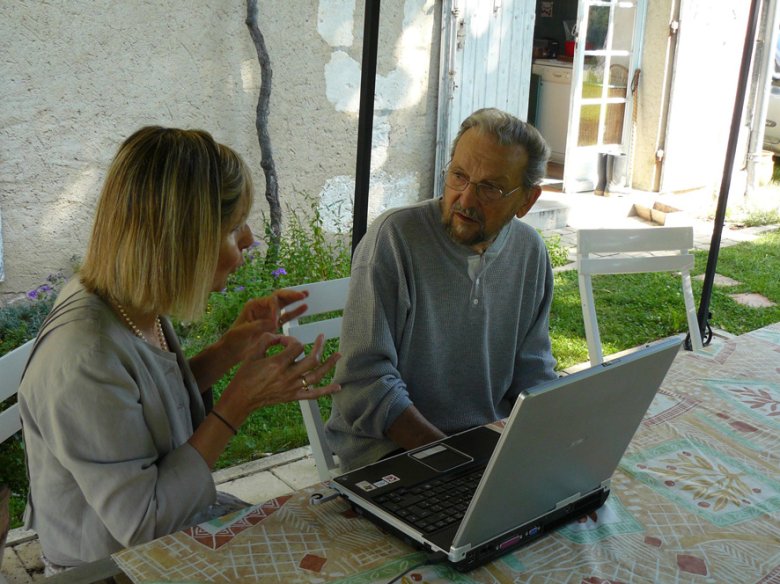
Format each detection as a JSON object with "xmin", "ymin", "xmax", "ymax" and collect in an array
[{"xmin": 114, "ymin": 301, "xmax": 169, "ymax": 351}]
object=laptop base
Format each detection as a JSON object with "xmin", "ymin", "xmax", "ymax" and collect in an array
[
  {"xmin": 332, "ymin": 339, "xmax": 681, "ymax": 573},
  {"xmin": 346, "ymin": 487, "xmax": 610, "ymax": 572},
  {"xmin": 451, "ymin": 487, "xmax": 609, "ymax": 571}
]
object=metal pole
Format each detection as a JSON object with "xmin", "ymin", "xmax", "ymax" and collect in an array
[
  {"xmin": 351, "ymin": 0, "xmax": 381, "ymax": 256},
  {"xmin": 690, "ymin": 0, "xmax": 762, "ymax": 349}
]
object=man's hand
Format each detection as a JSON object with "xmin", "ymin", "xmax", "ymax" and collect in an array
[{"xmin": 386, "ymin": 405, "xmax": 446, "ymax": 451}]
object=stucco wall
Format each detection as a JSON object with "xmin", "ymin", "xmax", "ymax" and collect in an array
[
  {"xmin": 0, "ymin": 1, "xmax": 440, "ymax": 298},
  {"xmin": 632, "ymin": 0, "xmax": 751, "ymax": 195},
  {"xmin": 632, "ymin": 0, "xmax": 674, "ymax": 192}
]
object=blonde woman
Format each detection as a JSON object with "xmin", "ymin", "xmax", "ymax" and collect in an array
[{"xmin": 18, "ymin": 127, "xmax": 340, "ymax": 571}]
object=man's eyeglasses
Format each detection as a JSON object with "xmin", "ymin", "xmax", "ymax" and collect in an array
[{"xmin": 442, "ymin": 164, "xmax": 524, "ymax": 203}]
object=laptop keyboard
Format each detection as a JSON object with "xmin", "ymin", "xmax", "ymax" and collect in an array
[{"xmin": 373, "ymin": 469, "xmax": 484, "ymax": 533}]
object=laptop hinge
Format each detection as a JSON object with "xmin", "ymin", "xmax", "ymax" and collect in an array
[
  {"xmin": 554, "ymin": 493, "xmax": 582, "ymax": 510},
  {"xmin": 601, "ymin": 478, "xmax": 611, "ymax": 490}
]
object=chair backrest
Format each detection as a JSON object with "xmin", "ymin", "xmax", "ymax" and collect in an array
[
  {"xmin": 0, "ymin": 340, "xmax": 34, "ymax": 445},
  {"xmin": 281, "ymin": 277, "xmax": 350, "ymax": 481},
  {"xmin": 576, "ymin": 227, "xmax": 703, "ymax": 365}
]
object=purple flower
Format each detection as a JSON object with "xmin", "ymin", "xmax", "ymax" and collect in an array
[
  {"xmin": 26, "ymin": 281, "xmax": 57, "ymax": 301},
  {"xmin": 234, "ymin": 285, "xmax": 245, "ymax": 292},
  {"xmin": 249, "ymin": 240, "xmax": 261, "ymax": 249},
  {"xmin": 272, "ymin": 267, "xmax": 287, "ymax": 279}
]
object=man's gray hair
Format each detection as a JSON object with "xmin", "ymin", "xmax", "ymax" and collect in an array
[{"xmin": 449, "ymin": 108, "xmax": 551, "ymax": 190}]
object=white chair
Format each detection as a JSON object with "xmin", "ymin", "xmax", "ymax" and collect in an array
[
  {"xmin": 0, "ymin": 340, "xmax": 34, "ymax": 445},
  {"xmin": 576, "ymin": 227, "xmax": 703, "ymax": 365},
  {"xmin": 281, "ymin": 277, "xmax": 350, "ymax": 481}
]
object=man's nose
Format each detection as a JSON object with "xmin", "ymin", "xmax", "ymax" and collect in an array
[{"xmin": 459, "ymin": 181, "xmax": 480, "ymax": 207}]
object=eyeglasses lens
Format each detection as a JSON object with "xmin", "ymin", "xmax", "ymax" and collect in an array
[{"xmin": 444, "ymin": 170, "xmax": 502, "ymax": 201}]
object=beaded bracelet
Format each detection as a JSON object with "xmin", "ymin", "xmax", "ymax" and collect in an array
[{"xmin": 211, "ymin": 410, "xmax": 238, "ymax": 435}]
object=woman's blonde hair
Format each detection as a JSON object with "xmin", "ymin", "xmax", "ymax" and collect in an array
[{"xmin": 80, "ymin": 126, "xmax": 253, "ymax": 320}]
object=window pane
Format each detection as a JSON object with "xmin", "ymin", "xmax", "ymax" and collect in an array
[
  {"xmin": 582, "ymin": 59, "xmax": 629, "ymax": 100},
  {"xmin": 609, "ymin": 67, "xmax": 628, "ymax": 98},
  {"xmin": 604, "ymin": 102, "xmax": 626, "ymax": 144},
  {"xmin": 578, "ymin": 104, "xmax": 601, "ymax": 146},
  {"xmin": 586, "ymin": 3, "xmax": 636, "ymax": 52},
  {"xmin": 583, "ymin": 55, "xmax": 606, "ymax": 96},
  {"xmin": 586, "ymin": 6, "xmax": 610, "ymax": 51},
  {"xmin": 612, "ymin": 5, "xmax": 637, "ymax": 52}
]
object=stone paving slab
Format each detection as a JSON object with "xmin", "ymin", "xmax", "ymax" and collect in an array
[
  {"xmin": 695, "ymin": 273, "xmax": 741, "ymax": 286},
  {"xmin": 211, "ymin": 445, "xmax": 311, "ymax": 484},
  {"xmin": 2, "ymin": 546, "xmax": 32, "ymax": 583},
  {"xmin": 218, "ymin": 470, "xmax": 294, "ymax": 505},
  {"xmin": 1, "ymin": 539, "xmax": 42, "ymax": 583},
  {"xmin": 271, "ymin": 457, "xmax": 322, "ymax": 492},
  {"xmin": 214, "ymin": 445, "xmax": 319, "ymax": 506},
  {"xmin": 728, "ymin": 292, "xmax": 777, "ymax": 308}
]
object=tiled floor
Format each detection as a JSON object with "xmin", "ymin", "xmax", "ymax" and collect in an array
[{"xmin": 2, "ymin": 187, "xmax": 778, "ymax": 583}]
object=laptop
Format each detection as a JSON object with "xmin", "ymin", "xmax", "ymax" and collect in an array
[{"xmin": 331, "ymin": 337, "xmax": 681, "ymax": 571}]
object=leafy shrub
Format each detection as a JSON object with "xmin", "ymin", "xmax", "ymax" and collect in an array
[
  {"xmin": 543, "ymin": 233, "xmax": 572, "ymax": 268},
  {"xmin": 175, "ymin": 202, "xmax": 351, "ymax": 355},
  {"xmin": 171, "ymin": 201, "xmax": 352, "ymax": 467},
  {"xmin": 0, "ymin": 272, "xmax": 65, "ymax": 356},
  {"xmin": 742, "ymin": 208, "xmax": 780, "ymax": 227},
  {"xmin": 1, "ymin": 272, "xmax": 66, "ymax": 529}
]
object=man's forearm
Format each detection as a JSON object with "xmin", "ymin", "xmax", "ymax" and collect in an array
[{"xmin": 385, "ymin": 405, "xmax": 446, "ymax": 450}]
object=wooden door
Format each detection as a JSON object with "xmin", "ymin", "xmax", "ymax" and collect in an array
[{"xmin": 435, "ymin": 0, "xmax": 536, "ymax": 193}]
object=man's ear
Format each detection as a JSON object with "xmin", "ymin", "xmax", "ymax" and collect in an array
[{"xmin": 515, "ymin": 185, "xmax": 542, "ymax": 219}]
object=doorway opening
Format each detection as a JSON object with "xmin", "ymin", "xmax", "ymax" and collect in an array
[{"xmin": 530, "ymin": 0, "xmax": 645, "ymax": 193}]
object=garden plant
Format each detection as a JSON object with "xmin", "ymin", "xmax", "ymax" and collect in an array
[{"xmin": 1, "ymin": 206, "xmax": 778, "ymax": 529}]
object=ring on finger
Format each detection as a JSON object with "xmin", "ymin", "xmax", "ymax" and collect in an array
[{"xmin": 300, "ymin": 376, "xmax": 311, "ymax": 391}]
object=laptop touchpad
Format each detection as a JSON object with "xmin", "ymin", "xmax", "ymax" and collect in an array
[{"xmin": 410, "ymin": 444, "xmax": 473, "ymax": 472}]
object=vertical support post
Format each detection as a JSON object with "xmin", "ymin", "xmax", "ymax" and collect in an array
[
  {"xmin": 352, "ymin": 0, "xmax": 381, "ymax": 256},
  {"xmin": 692, "ymin": 0, "xmax": 761, "ymax": 348}
]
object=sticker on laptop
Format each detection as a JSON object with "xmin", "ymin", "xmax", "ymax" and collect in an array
[
  {"xmin": 382, "ymin": 474, "xmax": 400, "ymax": 483},
  {"xmin": 356, "ymin": 481, "xmax": 376, "ymax": 492},
  {"xmin": 373, "ymin": 479, "xmax": 388, "ymax": 488}
]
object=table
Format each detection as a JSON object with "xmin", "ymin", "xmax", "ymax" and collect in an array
[{"xmin": 113, "ymin": 323, "xmax": 780, "ymax": 583}]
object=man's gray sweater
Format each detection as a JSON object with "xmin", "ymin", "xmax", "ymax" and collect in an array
[{"xmin": 325, "ymin": 198, "xmax": 557, "ymax": 470}]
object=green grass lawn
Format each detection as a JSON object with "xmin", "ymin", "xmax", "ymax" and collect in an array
[
  {"xmin": 550, "ymin": 270, "xmax": 694, "ymax": 370},
  {"xmin": 2, "ymin": 220, "xmax": 778, "ymax": 529},
  {"xmin": 552, "ymin": 228, "xmax": 780, "ymax": 369},
  {"xmin": 692, "ymin": 229, "xmax": 780, "ymax": 333},
  {"xmin": 217, "ymin": 228, "xmax": 780, "ymax": 471}
]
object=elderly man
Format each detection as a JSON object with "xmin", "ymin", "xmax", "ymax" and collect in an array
[{"xmin": 325, "ymin": 108, "xmax": 558, "ymax": 471}]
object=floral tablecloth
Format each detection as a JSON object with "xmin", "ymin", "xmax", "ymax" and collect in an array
[{"xmin": 114, "ymin": 323, "xmax": 780, "ymax": 583}]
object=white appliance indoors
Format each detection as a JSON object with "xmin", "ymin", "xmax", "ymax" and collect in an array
[{"xmin": 532, "ymin": 59, "xmax": 573, "ymax": 165}]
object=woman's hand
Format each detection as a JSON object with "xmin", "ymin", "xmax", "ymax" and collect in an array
[
  {"xmin": 189, "ymin": 317, "xmax": 340, "ymax": 469},
  {"xmin": 234, "ymin": 288, "xmax": 309, "ymax": 331},
  {"xmin": 222, "ymin": 332, "xmax": 341, "ymax": 415},
  {"xmin": 220, "ymin": 289, "xmax": 310, "ymax": 364},
  {"xmin": 190, "ymin": 287, "xmax": 325, "ymax": 399}
]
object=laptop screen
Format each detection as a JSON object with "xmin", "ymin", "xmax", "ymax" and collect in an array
[{"xmin": 332, "ymin": 337, "xmax": 682, "ymax": 568}]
